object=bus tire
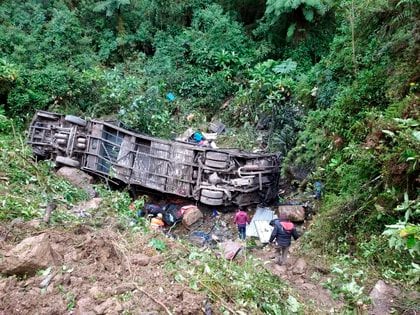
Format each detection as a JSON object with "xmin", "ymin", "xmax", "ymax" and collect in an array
[
  {"xmin": 55, "ymin": 156, "xmax": 80, "ymax": 168},
  {"xmin": 201, "ymin": 189, "xmax": 224, "ymax": 199},
  {"xmin": 200, "ymin": 196, "xmax": 223, "ymax": 206},
  {"xmin": 204, "ymin": 159, "xmax": 228, "ymax": 169},
  {"xmin": 206, "ymin": 152, "xmax": 229, "ymax": 161},
  {"xmin": 65, "ymin": 115, "xmax": 87, "ymax": 127}
]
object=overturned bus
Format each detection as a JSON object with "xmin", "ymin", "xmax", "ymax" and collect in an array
[{"xmin": 27, "ymin": 111, "xmax": 280, "ymax": 206}]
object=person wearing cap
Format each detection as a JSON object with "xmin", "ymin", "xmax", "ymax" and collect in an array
[
  {"xmin": 234, "ymin": 208, "xmax": 250, "ymax": 240},
  {"xmin": 268, "ymin": 213, "xmax": 299, "ymax": 265},
  {"xmin": 150, "ymin": 213, "xmax": 165, "ymax": 230}
]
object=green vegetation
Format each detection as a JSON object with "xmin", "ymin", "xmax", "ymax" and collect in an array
[
  {"xmin": 166, "ymin": 244, "xmax": 298, "ymax": 314},
  {"xmin": 0, "ymin": 0, "xmax": 419, "ymax": 312}
]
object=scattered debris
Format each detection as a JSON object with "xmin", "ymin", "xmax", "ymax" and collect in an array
[
  {"xmin": 189, "ymin": 231, "xmax": 211, "ymax": 247},
  {"xmin": 209, "ymin": 121, "xmax": 225, "ymax": 135},
  {"xmin": 247, "ymin": 206, "xmax": 277, "ymax": 243}
]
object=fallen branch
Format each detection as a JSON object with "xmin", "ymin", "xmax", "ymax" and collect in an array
[
  {"xmin": 43, "ymin": 203, "xmax": 57, "ymax": 224},
  {"xmin": 198, "ymin": 280, "xmax": 237, "ymax": 314},
  {"xmin": 131, "ymin": 283, "xmax": 173, "ymax": 315}
]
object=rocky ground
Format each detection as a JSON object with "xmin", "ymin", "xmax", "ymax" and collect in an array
[{"xmin": 0, "ymin": 200, "xmax": 409, "ymax": 315}]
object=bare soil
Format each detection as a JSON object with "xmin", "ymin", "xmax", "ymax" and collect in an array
[
  {"xmin": 0, "ymin": 210, "xmax": 343, "ymax": 315},
  {"xmin": 0, "ymin": 222, "xmax": 206, "ymax": 315},
  {"xmin": 252, "ymin": 244, "xmax": 344, "ymax": 314}
]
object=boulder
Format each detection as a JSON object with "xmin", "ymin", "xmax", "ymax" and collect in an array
[
  {"xmin": 0, "ymin": 233, "xmax": 59, "ymax": 276},
  {"xmin": 56, "ymin": 166, "xmax": 96, "ymax": 197},
  {"xmin": 219, "ymin": 241, "xmax": 242, "ymax": 260},
  {"xmin": 181, "ymin": 205, "xmax": 203, "ymax": 227},
  {"xmin": 278, "ymin": 205, "xmax": 305, "ymax": 222},
  {"xmin": 369, "ymin": 280, "xmax": 400, "ymax": 315},
  {"xmin": 292, "ymin": 258, "xmax": 307, "ymax": 275}
]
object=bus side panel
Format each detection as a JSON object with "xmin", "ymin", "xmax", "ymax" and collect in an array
[
  {"xmin": 165, "ymin": 145, "xmax": 195, "ymax": 197},
  {"xmin": 147, "ymin": 142, "xmax": 170, "ymax": 191}
]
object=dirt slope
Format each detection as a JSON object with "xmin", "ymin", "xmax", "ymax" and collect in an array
[{"xmin": 0, "ymin": 223, "xmax": 206, "ymax": 315}]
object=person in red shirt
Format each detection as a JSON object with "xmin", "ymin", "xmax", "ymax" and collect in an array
[{"xmin": 234, "ymin": 208, "xmax": 250, "ymax": 240}]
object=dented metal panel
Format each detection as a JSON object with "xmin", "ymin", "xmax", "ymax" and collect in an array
[{"xmin": 27, "ymin": 111, "xmax": 281, "ymax": 206}]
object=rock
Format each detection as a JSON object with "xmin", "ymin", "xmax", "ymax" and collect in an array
[
  {"xmin": 369, "ymin": 280, "xmax": 400, "ymax": 315},
  {"xmin": 75, "ymin": 297, "xmax": 95, "ymax": 315},
  {"xmin": 278, "ymin": 205, "xmax": 305, "ymax": 222},
  {"xmin": 0, "ymin": 233, "xmax": 59, "ymax": 276},
  {"xmin": 273, "ymin": 264, "xmax": 287, "ymax": 275},
  {"xmin": 56, "ymin": 166, "xmax": 96, "ymax": 198},
  {"xmin": 27, "ymin": 219, "xmax": 42, "ymax": 228},
  {"xmin": 39, "ymin": 272, "xmax": 54, "ymax": 288},
  {"xmin": 111, "ymin": 283, "xmax": 135, "ymax": 295},
  {"xmin": 181, "ymin": 205, "xmax": 203, "ymax": 227},
  {"xmin": 302, "ymin": 283, "xmax": 317, "ymax": 291},
  {"xmin": 150, "ymin": 255, "xmax": 164, "ymax": 265},
  {"xmin": 219, "ymin": 241, "xmax": 242, "ymax": 260},
  {"xmin": 10, "ymin": 217, "xmax": 24, "ymax": 227},
  {"xmin": 295, "ymin": 278, "xmax": 305, "ymax": 284},
  {"xmin": 93, "ymin": 298, "xmax": 115, "ymax": 314},
  {"xmin": 71, "ymin": 198, "xmax": 102, "ymax": 216},
  {"xmin": 130, "ymin": 254, "xmax": 150, "ymax": 266},
  {"xmin": 89, "ymin": 286, "xmax": 104, "ymax": 300},
  {"xmin": 292, "ymin": 258, "xmax": 307, "ymax": 275}
]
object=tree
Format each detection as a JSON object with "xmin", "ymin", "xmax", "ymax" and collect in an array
[
  {"xmin": 93, "ymin": 0, "xmax": 131, "ymax": 34},
  {"xmin": 263, "ymin": 0, "xmax": 331, "ymax": 39}
]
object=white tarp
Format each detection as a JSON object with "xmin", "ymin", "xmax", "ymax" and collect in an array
[{"xmin": 247, "ymin": 207, "xmax": 277, "ymax": 242}]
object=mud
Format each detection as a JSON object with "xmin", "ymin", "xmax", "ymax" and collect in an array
[
  {"xmin": 0, "ymin": 206, "xmax": 345, "ymax": 315},
  {"xmin": 0, "ymin": 224, "xmax": 206, "ymax": 315}
]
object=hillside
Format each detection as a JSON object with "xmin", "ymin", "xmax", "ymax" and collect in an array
[{"xmin": 1, "ymin": 0, "xmax": 419, "ymax": 314}]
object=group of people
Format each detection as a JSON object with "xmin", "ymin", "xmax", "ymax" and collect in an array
[
  {"xmin": 234, "ymin": 208, "xmax": 299, "ymax": 265},
  {"xmin": 134, "ymin": 203, "xmax": 299, "ymax": 265}
]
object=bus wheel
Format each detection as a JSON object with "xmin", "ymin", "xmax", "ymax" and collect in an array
[
  {"xmin": 65, "ymin": 115, "xmax": 87, "ymax": 127},
  {"xmin": 200, "ymin": 195, "xmax": 223, "ymax": 206},
  {"xmin": 55, "ymin": 156, "xmax": 80, "ymax": 168}
]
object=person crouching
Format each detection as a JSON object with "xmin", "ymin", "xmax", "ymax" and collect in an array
[{"xmin": 150, "ymin": 213, "xmax": 165, "ymax": 230}]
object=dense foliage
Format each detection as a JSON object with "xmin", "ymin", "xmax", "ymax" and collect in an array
[{"xmin": 0, "ymin": 0, "xmax": 418, "ymax": 310}]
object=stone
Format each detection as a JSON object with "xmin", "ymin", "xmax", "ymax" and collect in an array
[
  {"xmin": 150, "ymin": 255, "xmax": 164, "ymax": 265},
  {"xmin": 181, "ymin": 205, "xmax": 203, "ymax": 227},
  {"xmin": 75, "ymin": 297, "xmax": 95, "ymax": 315},
  {"xmin": 369, "ymin": 280, "xmax": 400, "ymax": 315},
  {"xmin": 302, "ymin": 283, "xmax": 317, "ymax": 291},
  {"xmin": 93, "ymin": 298, "xmax": 114, "ymax": 315},
  {"xmin": 111, "ymin": 283, "xmax": 135, "ymax": 295},
  {"xmin": 278, "ymin": 205, "xmax": 305, "ymax": 222},
  {"xmin": 56, "ymin": 166, "xmax": 96, "ymax": 197},
  {"xmin": 0, "ymin": 233, "xmax": 59, "ymax": 276},
  {"xmin": 71, "ymin": 198, "xmax": 102, "ymax": 216},
  {"xmin": 219, "ymin": 241, "xmax": 242, "ymax": 260},
  {"xmin": 130, "ymin": 254, "xmax": 150, "ymax": 266},
  {"xmin": 292, "ymin": 258, "xmax": 307, "ymax": 275},
  {"xmin": 89, "ymin": 286, "xmax": 104, "ymax": 300}
]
